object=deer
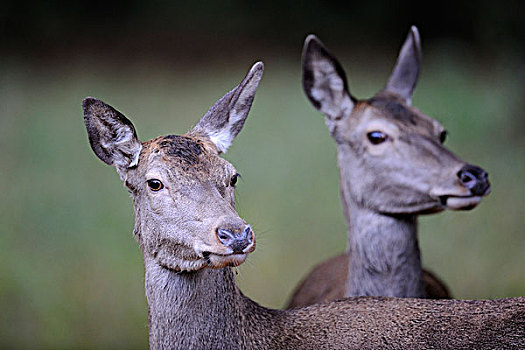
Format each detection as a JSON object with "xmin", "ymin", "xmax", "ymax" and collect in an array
[
  {"xmin": 286, "ymin": 27, "xmax": 492, "ymax": 308},
  {"xmin": 83, "ymin": 62, "xmax": 524, "ymax": 349}
]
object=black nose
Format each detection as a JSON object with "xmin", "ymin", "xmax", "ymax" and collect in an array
[
  {"xmin": 457, "ymin": 164, "xmax": 490, "ymax": 196},
  {"xmin": 216, "ymin": 226, "xmax": 253, "ymax": 253}
]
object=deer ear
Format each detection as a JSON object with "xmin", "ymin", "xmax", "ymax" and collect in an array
[
  {"xmin": 302, "ymin": 34, "xmax": 355, "ymax": 121},
  {"xmin": 385, "ymin": 26, "xmax": 422, "ymax": 104},
  {"xmin": 83, "ymin": 97, "xmax": 142, "ymax": 170},
  {"xmin": 192, "ymin": 62, "xmax": 264, "ymax": 153}
]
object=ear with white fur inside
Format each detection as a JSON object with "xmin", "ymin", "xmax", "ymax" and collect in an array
[
  {"xmin": 302, "ymin": 34, "xmax": 355, "ymax": 122},
  {"xmin": 192, "ymin": 62, "xmax": 264, "ymax": 153},
  {"xmin": 82, "ymin": 97, "xmax": 142, "ymax": 173}
]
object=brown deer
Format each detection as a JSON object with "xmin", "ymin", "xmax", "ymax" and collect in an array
[
  {"xmin": 287, "ymin": 27, "xmax": 491, "ymax": 308},
  {"xmin": 83, "ymin": 62, "xmax": 524, "ymax": 349}
]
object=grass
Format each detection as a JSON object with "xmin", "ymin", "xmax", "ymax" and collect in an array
[{"xmin": 0, "ymin": 49, "xmax": 524, "ymax": 348}]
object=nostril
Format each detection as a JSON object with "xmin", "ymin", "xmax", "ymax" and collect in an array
[
  {"xmin": 458, "ymin": 170, "xmax": 476, "ymax": 188},
  {"xmin": 458, "ymin": 165, "xmax": 491, "ymax": 195},
  {"xmin": 243, "ymin": 226, "xmax": 253, "ymax": 241},
  {"xmin": 216, "ymin": 228, "xmax": 235, "ymax": 245},
  {"xmin": 215, "ymin": 225, "xmax": 254, "ymax": 253}
]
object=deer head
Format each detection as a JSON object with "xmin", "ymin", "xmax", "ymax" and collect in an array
[
  {"xmin": 83, "ymin": 62, "xmax": 264, "ymax": 272},
  {"xmin": 302, "ymin": 27, "xmax": 490, "ymax": 214}
]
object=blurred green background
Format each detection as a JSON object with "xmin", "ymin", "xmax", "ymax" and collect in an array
[{"xmin": 1, "ymin": 1, "xmax": 524, "ymax": 348}]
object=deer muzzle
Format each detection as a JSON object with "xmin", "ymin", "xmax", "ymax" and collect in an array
[
  {"xmin": 216, "ymin": 226, "xmax": 255, "ymax": 254},
  {"xmin": 457, "ymin": 164, "xmax": 491, "ymax": 196},
  {"xmin": 435, "ymin": 164, "xmax": 491, "ymax": 211}
]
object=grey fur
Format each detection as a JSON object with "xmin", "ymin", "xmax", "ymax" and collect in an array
[
  {"xmin": 385, "ymin": 25, "xmax": 422, "ymax": 104},
  {"xmin": 83, "ymin": 98, "xmax": 142, "ymax": 173},
  {"xmin": 290, "ymin": 27, "xmax": 491, "ymax": 306},
  {"xmin": 193, "ymin": 62, "xmax": 264, "ymax": 153},
  {"xmin": 83, "ymin": 63, "xmax": 524, "ymax": 350}
]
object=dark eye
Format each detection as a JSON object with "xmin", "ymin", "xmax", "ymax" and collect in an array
[
  {"xmin": 230, "ymin": 173, "xmax": 239, "ymax": 187},
  {"xmin": 439, "ymin": 130, "xmax": 448, "ymax": 144},
  {"xmin": 367, "ymin": 131, "xmax": 388, "ymax": 145},
  {"xmin": 147, "ymin": 179, "xmax": 164, "ymax": 191}
]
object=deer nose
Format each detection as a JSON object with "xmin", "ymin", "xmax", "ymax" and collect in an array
[
  {"xmin": 457, "ymin": 164, "xmax": 490, "ymax": 196},
  {"xmin": 216, "ymin": 226, "xmax": 254, "ymax": 253}
]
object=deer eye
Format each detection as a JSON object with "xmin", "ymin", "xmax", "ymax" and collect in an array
[
  {"xmin": 367, "ymin": 131, "xmax": 388, "ymax": 145},
  {"xmin": 439, "ymin": 130, "xmax": 448, "ymax": 144},
  {"xmin": 147, "ymin": 179, "xmax": 164, "ymax": 191},
  {"xmin": 230, "ymin": 173, "xmax": 239, "ymax": 187}
]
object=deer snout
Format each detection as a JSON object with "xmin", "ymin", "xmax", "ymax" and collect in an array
[
  {"xmin": 457, "ymin": 164, "xmax": 490, "ymax": 196},
  {"xmin": 216, "ymin": 226, "xmax": 254, "ymax": 254}
]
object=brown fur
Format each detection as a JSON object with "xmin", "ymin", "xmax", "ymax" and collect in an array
[
  {"xmin": 82, "ymin": 61, "xmax": 524, "ymax": 349},
  {"xmin": 289, "ymin": 29, "xmax": 490, "ymax": 306},
  {"xmin": 288, "ymin": 254, "xmax": 450, "ymax": 309}
]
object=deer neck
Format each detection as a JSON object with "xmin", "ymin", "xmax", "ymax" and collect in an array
[
  {"xmin": 337, "ymin": 160, "xmax": 424, "ymax": 298},
  {"xmin": 143, "ymin": 255, "xmax": 253, "ymax": 350}
]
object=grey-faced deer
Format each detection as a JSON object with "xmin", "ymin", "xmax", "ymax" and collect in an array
[
  {"xmin": 287, "ymin": 27, "xmax": 491, "ymax": 308},
  {"xmin": 83, "ymin": 62, "xmax": 524, "ymax": 349}
]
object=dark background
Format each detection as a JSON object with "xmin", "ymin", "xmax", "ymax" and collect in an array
[
  {"xmin": 1, "ymin": 1, "xmax": 524, "ymax": 348},
  {"xmin": 3, "ymin": 1, "xmax": 524, "ymax": 61}
]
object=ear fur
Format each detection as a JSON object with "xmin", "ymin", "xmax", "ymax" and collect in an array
[
  {"xmin": 192, "ymin": 62, "xmax": 264, "ymax": 153},
  {"xmin": 82, "ymin": 97, "xmax": 142, "ymax": 172},
  {"xmin": 302, "ymin": 34, "xmax": 355, "ymax": 122},
  {"xmin": 384, "ymin": 26, "xmax": 422, "ymax": 104}
]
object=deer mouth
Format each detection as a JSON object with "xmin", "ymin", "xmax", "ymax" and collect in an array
[
  {"xmin": 439, "ymin": 195, "xmax": 483, "ymax": 210},
  {"xmin": 201, "ymin": 244, "xmax": 255, "ymax": 269}
]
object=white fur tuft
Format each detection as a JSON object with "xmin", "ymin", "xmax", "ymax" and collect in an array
[
  {"xmin": 209, "ymin": 129, "xmax": 232, "ymax": 153},
  {"xmin": 128, "ymin": 144, "xmax": 142, "ymax": 167}
]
